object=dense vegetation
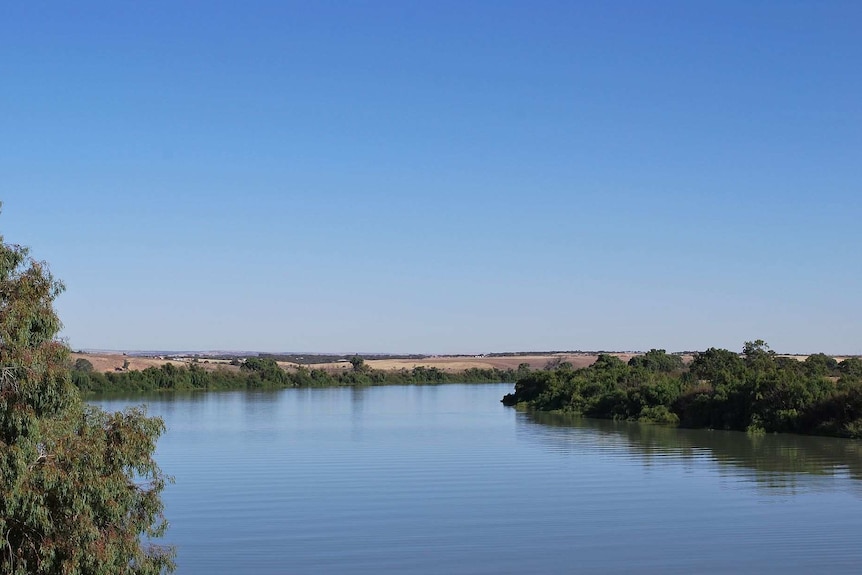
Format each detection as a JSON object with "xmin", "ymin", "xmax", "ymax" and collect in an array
[
  {"xmin": 72, "ymin": 356, "xmax": 531, "ymax": 394},
  {"xmin": 1, "ymin": 214, "xmax": 173, "ymax": 573},
  {"xmin": 502, "ymin": 343, "xmax": 862, "ymax": 438}
]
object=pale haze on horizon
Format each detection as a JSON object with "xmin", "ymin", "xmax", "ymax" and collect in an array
[{"xmin": 2, "ymin": 1, "xmax": 860, "ymax": 355}]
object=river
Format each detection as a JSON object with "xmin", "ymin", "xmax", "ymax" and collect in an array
[{"xmin": 93, "ymin": 383, "xmax": 862, "ymax": 574}]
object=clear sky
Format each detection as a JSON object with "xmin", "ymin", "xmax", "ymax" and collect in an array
[{"xmin": 2, "ymin": 1, "xmax": 860, "ymax": 355}]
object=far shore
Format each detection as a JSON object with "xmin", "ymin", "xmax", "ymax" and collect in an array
[
  {"xmin": 71, "ymin": 351, "xmax": 853, "ymax": 375},
  {"xmin": 71, "ymin": 351, "xmax": 640, "ymax": 374}
]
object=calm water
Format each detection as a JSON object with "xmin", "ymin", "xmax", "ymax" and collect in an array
[{"xmin": 93, "ymin": 384, "xmax": 862, "ymax": 574}]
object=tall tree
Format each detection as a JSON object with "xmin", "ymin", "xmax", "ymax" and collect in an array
[
  {"xmin": 0, "ymin": 210, "xmax": 174, "ymax": 574},
  {"xmin": 349, "ymin": 355, "xmax": 366, "ymax": 372}
]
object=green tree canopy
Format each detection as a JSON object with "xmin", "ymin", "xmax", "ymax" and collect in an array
[
  {"xmin": 74, "ymin": 357, "xmax": 95, "ymax": 372},
  {"xmin": 804, "ymin": 353, "xmax": 839, "ymax": 377},
  {"xmin": 628, "ymin": 349, "xmax": 685, "ymax": 373},
  {"xmin": 241, "ymin": 356, "xmax": 287, "ymax": 385},
  {"xmin": 349, "ymin": 355, "xmax": 367, "ymax": 372},
  {"xmin": 839, "ymin": 357, "xmax": 862, "ymax": 381},
  {"xmin": 743, "ymin": 339, "xmax": 776, "ymax": 370},
  {"xmin": 0, "ymin": 212, "xmax": 174, "ymax": 574},
  {"xmin": 689, "ymin": 347, "xmax": 746, "ymax": 382}
]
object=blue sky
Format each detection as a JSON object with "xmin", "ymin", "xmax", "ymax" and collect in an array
[{"xmin": 2, "ymin": 1, "xmax": 860, "ymax": 354}]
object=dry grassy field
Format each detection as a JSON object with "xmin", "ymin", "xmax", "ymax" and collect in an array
[
  {"xmin": 71, "ymin": 351, "xmax": 637, "ymax": 374},
  {"xmin": 74, "ymin": 351, "xmax": 844, "ymax": 375},
  {"xmin": 285, "ymin": 353, "xmax": 640, "ymax": 373},
  {"xmin": 70, "ymin": 353, "xmax": 240, "ymax": 373}
]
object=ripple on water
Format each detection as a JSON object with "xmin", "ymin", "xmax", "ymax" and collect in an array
[{"xmin": 94, "ymin": 384, "xmax": 862, "ymax": 575}]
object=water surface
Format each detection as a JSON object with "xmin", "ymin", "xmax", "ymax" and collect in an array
[{"xmin": 94, "ymin": 384, "xmax": 862, "ymax": 574}]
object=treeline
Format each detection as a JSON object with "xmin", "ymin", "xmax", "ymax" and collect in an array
[
  {"xmin": 72, "ymin": 356, "xmax": 528, "ymax": 394},
  {"xmin": 502, "ymin": 342, "xmax": 862, "ymax": 439}
]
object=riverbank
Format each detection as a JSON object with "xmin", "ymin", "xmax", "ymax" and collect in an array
[
  {"xmin": 69, "ymin": 350, "xmax": 634, "ymax": 394},
  {"xmin": 501, "ymin": 344, "xmax": 862, "ymax": 439},
  {"xmin": 72, "ymin": 356, "xmax": 525, "ymax": 394},
  {"xmin": 73, "ymin": 345, "xmax": 862, "ymax": 440},
  {"xmin": 70, "ymin": 351, "xmax": 641, "ymax": 374}
]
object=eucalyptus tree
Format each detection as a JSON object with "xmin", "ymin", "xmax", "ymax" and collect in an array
[{"xmin": 0, "ymin": 214, "xmax": 174, "ymax": 574}]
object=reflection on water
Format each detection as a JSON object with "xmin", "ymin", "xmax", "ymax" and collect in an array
[{"xmin": 521, "ymin": 411, "xmax": 862, "ymax": 494}]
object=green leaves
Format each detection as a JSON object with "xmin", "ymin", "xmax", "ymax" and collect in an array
[
  {"xmin": 502, "ymin": 342, "xmax": 862, "ymax": 438},
  {"xmin": 1, "ymin": 227, "xmax": 174, "ymax": 574}
]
